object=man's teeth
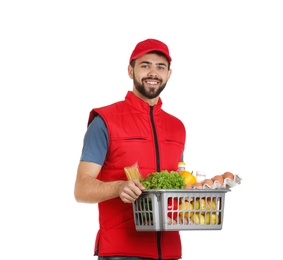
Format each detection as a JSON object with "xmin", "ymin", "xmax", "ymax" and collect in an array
[{"xmin": 147, "ymin": 81, "xmax": 157, "ymax": 84}]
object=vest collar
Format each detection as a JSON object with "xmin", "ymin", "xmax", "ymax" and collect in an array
[{"xmin": 125, "ymin": 91, "xmax": 163, "ymax": 113}]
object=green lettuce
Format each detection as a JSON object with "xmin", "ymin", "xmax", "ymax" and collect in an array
[{"xmin": 141, "ymin": 170, "xmax": 185, "ymax": 189}]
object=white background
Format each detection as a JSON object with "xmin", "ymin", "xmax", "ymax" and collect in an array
[{"xmin": 1, "ymin": 0, "xmax": 282, "ymax": 259}]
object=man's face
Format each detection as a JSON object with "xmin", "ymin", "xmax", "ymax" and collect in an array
[{"xmin": 128, "ymin": 53, "xmax": 172, "ymax": 100}]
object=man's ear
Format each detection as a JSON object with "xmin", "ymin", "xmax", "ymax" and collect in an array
[{"xmin": 128, "ymin": 65, "xmax": 134, "ymax": 79}]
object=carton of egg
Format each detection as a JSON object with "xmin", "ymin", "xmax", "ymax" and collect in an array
[{"xmin": 193, "ymin": 172, "xmax": 241, "ymax": 189}]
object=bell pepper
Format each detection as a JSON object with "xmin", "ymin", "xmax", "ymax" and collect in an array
[{"xmin": 167, "ymin": 197, "xmax": 178, "ymax": 220}]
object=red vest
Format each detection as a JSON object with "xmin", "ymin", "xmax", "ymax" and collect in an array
[{"xmin": 88, "ymin": 91, "xmax": 186, "ymax": 259}]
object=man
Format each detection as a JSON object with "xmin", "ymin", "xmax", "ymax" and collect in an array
[{"xmin": 74, "ymin": 39, "xmax": 186, "ymax": 260}]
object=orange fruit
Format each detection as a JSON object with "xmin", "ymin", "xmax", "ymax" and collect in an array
[{"xmin": 180, "ymin": 170, "xmax": 196, "ymax": 185}]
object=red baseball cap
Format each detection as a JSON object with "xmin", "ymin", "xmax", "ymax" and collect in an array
[{"xmin": 129, "ymin": 39, "xmax": 172, "ymax": 64}]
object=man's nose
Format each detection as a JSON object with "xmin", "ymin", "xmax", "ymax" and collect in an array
[{"xmin": 148, "ymin": 69, "xmax": 158, "ymax": 78}]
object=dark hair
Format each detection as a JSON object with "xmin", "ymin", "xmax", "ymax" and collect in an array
[{"xmin": 130, "ymin": 51, "xmax": 171, "ymax": 69}]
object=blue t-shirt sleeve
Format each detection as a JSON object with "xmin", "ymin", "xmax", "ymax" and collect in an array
[{"xmin": 80, "ymin": 115, "xmax": 108, "ymax": 165}]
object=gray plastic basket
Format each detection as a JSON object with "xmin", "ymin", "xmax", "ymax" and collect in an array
[{"xmin": 133, "ymin": 189, "xmax": 230, "ymax": 231}]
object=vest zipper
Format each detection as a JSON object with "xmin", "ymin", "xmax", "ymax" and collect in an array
[
  {"xmin": 149, "ymin": 106, "xmax": 160, "ymax": 172},
  {"xmin": 149, "ymin": 106, "xmax": 162, "ymax": 259}
]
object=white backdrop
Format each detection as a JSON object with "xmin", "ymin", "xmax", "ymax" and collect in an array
[{"xmin": 1, "ymin": 1, "xmax": 282, "ymax": 259}]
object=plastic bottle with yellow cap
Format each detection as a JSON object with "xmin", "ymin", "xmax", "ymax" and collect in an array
[{"xmin": 178, "ymin": 162, "xmax": 186, "ymax": 172}]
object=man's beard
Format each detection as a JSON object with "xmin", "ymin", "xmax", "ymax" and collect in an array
[{"xmin": 133, "ymin": 75, "xmax": 167, "ymax": 99}]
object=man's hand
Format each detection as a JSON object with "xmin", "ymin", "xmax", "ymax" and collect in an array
[{"xmin": 118, "ymin": 179, "xmax": 145, "ymax": 203}]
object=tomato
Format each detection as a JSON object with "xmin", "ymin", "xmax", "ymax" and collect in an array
[{"xmin": 167, "ymin": 197, "xmax": 178, "ymax": 220}]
